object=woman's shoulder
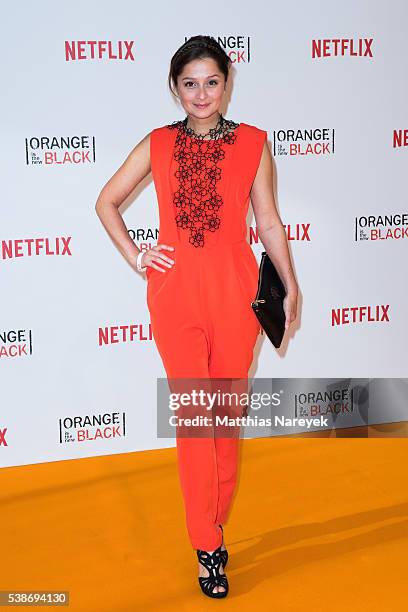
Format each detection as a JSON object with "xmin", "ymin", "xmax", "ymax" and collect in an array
[
  {"xmin": 239, "ymin": 121, "xmax": 268, "ymax": 138},
  {"xmin": 148, "ymin": 123, "xmax": 178, "ymax": 151},
  {"xmin": 238, "ymin": 122, "xmax": 268, "ymax": 152},
  {"xmin": 149, "ymin": 121, "xmax": 182, "ymax": 145}
]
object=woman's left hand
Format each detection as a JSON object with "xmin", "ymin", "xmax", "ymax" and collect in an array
[{"xmin": 283, "ymin": 291, "xmax": 298, "ymax": 330}]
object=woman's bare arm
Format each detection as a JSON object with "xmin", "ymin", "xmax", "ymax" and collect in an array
[
  {"xmin": 250, "ymin": 141, "xmax": 298, "ymax": 296},
  {"xmin": 95, "ymin": 133, "xmax": 175, "ymax": 273},
  {"xmin": 95, "ymin": 133, "xmax": 152, "ymax": 269},
  {"xmin": 250, "ymin": 140, "xmax": 298, "ymax": 329}
]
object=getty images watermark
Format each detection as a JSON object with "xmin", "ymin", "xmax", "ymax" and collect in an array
[{"xmin": 155, "ymin": 378, "xmax": 408, "ymax": 438}]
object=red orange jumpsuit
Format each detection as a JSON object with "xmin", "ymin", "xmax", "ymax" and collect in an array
[{"xmin": 146, "ymin": 120, "xmax": 267, "ymax": 550}]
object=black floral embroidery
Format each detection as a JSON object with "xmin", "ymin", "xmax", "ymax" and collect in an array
[{"xmin": 166, "ymin": 114, "xmax": 239, "ymax": 247}]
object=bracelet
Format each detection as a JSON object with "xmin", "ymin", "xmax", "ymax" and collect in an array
[{"xmin": 136, "ymin": 251, "xmax": 147, "ymax": 272}]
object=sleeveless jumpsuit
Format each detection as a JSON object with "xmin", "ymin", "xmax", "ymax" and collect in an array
[{"xmin": 147, "ymin": 120, "xmax": 267, "ymax": 550}]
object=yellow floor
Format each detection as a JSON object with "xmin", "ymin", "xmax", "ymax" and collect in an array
[{"xmin": 1, "ymin": 432, "xmax": 408, "ymax": 610}]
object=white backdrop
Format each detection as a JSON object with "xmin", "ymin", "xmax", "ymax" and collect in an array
[{"xmin": 1, "ymin": 0, "xmax": 407, "ymax": 468}]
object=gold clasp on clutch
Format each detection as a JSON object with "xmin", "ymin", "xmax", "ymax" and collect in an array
[{"xmin": 252, "ymin": 299, "xmax": 266, "ymax": 306}]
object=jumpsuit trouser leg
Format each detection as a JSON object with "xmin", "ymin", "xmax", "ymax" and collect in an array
[{"xmin": 147, "ymin": 240, "xmax": 260, "ymax": 551}]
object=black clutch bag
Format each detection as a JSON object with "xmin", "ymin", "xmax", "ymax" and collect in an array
[{"xmin": 251, "ymin": 251, "xmax": 286, "ymax": 348}]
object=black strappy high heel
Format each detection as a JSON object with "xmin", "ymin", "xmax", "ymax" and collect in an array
[
  {"xmin": 219, "ymin": 524, "xmax": 229, "ymax": 569},
  {"xmin": 196, "ymin": 546, "xmax": 229, "ymax": 598}
]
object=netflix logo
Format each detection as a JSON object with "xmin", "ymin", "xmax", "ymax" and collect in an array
[
  {"xmin": 250, "ymin": 224, "xmax": 311, "ymax": 244},
  {"xmin": 331, "ymin": 305, "xmax": 390, "ymax": 326},
  {"xmin": 312, "ymin": 38, "xmax": 373, "ymax": 59},
  {"xmin": 393, "ymin": 130, "xmax": 408, "ymax": 148},
  {"xmin": 98, "ymin": 324, "xmax": 154, "ymax": 345},
  {"xmin": 65, "ymin": 40, "xmax": 135, "ymax": 61},
  {"xmin": 1, "ymin": 237, "xmax": 72, "ymax": 259},
  {"xmin": 0, "ymin": 427, "xmax": 8, "ymax": 447}
]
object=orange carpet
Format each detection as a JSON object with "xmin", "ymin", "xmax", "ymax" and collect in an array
[{"xmin": 1, "ymin": 431, "xmax": 407, "ymax": 610}]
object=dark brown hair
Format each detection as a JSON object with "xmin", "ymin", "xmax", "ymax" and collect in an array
[{"xmin": 168, "ymin": 35, "xmax": 231, "ymax": 97}]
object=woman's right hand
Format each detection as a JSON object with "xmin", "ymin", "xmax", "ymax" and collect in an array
[{"xmin": 142, "ymin": 244, "xmax": 175, "ymax": 273}]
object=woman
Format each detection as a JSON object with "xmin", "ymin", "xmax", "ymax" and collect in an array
[{"xmin": 95, "ymin": 35, "xmax": 298, "ymax": 599}]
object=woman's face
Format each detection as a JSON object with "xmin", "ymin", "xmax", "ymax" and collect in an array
[{"xmin": 176, "ymin": 57, "xmax": 226, "ymax": 119}]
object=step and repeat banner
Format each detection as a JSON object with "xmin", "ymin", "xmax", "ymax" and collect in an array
[{"xmin": 1, "ymin": 1, "xmax": 407, "ymax": 468}]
